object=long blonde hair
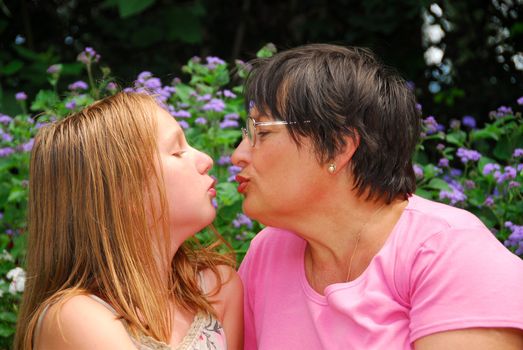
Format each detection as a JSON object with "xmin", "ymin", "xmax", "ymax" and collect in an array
[{"xmin": 14, "ymin": 92, "xmax": 234, "ymax": 349}]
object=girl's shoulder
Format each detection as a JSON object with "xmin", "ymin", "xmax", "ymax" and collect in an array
[
  {"xmin": 200, "ymin": 265, "xmax": 243, "ymax": 349},
  {"xmin": 35, "ymin": 294, "xmax": 137, "ymax": 350},
  {"xmin": 200, "ymin": 265, "xmax": 242, "ymax": 319}
]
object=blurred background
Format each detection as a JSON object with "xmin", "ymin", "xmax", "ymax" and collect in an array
[{"xmin": 1, "ymin": 0, "xmax": 522, "ymax": 125}]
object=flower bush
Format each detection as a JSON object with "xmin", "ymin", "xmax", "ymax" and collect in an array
[{"xmin": 0, "ymin": 44, "xmax": 521, "ymax": 347}]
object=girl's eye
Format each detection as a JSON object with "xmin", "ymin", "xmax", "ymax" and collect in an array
[{"xmin": 172, "ymin": 150, "xmax": 185, "ymax": 157}]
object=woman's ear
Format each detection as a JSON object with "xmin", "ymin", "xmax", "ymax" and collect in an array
[{"xmin": 327, "ymin": 130, "xmax": 360, "ymax": 175}]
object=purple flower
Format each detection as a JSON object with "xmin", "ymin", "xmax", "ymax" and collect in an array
[
  {"xmin": 19, "ymin": 138, "xmax": 34, "ymax": 152},
  {"xmin": 195, "ymin": 117, "xmax": 207, "ymax": 125},
  {"xmin": 206, "ymin": 56, "xmax": 225, "ymax": 69},
  {"xmin": 223, "ymin": 90, "xmax": 237, "ymax": 98},
  {"xmin": 461, "ymin": 115, "xmax": 476, "ymax": 129},
  {"xmin": 178, "ymin": 120, "xmax": 189, "ymax": 129},
  {"xmin": 227, "ymin": 165, "xmax": 242, "ymax": 181},
  {"xmin": 77, "ymin": 47, "xmax": 100, "ymax": 64},
  {"xmin": 504, "ymin": 222, "xmax": 523, "ymax": 255},
  {"xmin": 406, "ymin": 81, "xmax": 415, "ymax": 91},
  {"xmin": 1, "ymin": 131, "xmax": 13, "ymax": 142},
  {"xmin": 517, "ymin": 96, "xmax": 523, "ymax": 105},
  {"xmin": 464, "ymin": 180, "xmax": 475, "ymax": 189},
  {"xmin": 106, "ymin": 82, "xmax": 118, "ymax": 92},
  {"xmin": 518, "ymin": 164, "xmax": 523, "ymax": 172},
  {"xmin": 203, "ymin": 98, "xmax": 225, "ymax": 112},
  {"xmin": 235, "ymin": 231, "xmax": 250, "ymax": 241},
  {"xmin": 137, "ymin": 71, "xmax": 153, "ymax": 82},
  {"xmin": 415, "ymin": 103, "xmax": 422, "ymax": 112},
  {"xmin": 513, "ymin": 148, "xmax": 523, "ymax": 158},
  {"xmin": 483, "ymin": 196, "xmax": 495, "ymax": 207},
  {"xmin": 436, "ymin": 143, "xmax": 445, "ymax": 151},
  {"xmin": 68, "ymin": 81, "xmax": 88, "ymax": 91},
  {"xmin": 490, "ymin": 106, "xmax": 513, "ymax": 119},
  {"xmin": 197, "ymin": 94, "xmax": 212, "ymax": 102},
  {"xmin": 171, "ymin": 110, "xmax": 191, "ymax": 118},
  {"xmin": 232, "ymin": 213, "xmax": 253, "ymax": 229},
  {"xmin": 508, "ymin": 181, "xmax": 520, "ymax": 189},
  {"xmin": 449, "ymin": 168, "xmax": 463, "ymax": 177},
  {"xmin": 413, "ymin": 164, "xmax": 424, "ymax": 180},
  {"xmin": 0, "ymin": 114, "xmax": 13, "ymax": 125},
  {"xmin": 439, "ymin": 181, "xmax": 467, "ymax": 206},
  {"xmin": 494, "ymin": 166, "xmax": 517, "ymax": 184},
  {"xmin": 438, "ymin": 158, "xmax": 449, "ymax": 168},
  {"xmin": 423, "ymin": 116, "xmax": 440, "ymax": 135},
  {"xmin": 456, "ymin": 147, "xmax": 481, "ymax": 164},
  {"xmin": 65, "ymin": 100, "xmax": 77, "ymax": 110},
  {"xmin": 0, "ymin": 147, "xmax": 15, "ymax": 157},
  {"xmin": 220, "ymin": 119, "xmax": 239, "ymax": 129},
  {"xmin": 144, "ymin": 77, "xmax": 162, "ymax": 90},
  {"xmin": 483, "ymin": 163, "xmax": 500, "ymax": 175},
  {"xmin": 217, "ymin": 155, "xmax": 231, "ymax": 165},
  {"xmin": 47, "ymin": 64, "xmax": 62, "ymax": 74},
  {"xmin": 15, "ymin": 92, "xmax": 27, "ymax": 101}
]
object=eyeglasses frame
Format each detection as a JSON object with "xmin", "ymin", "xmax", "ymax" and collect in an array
[{"xmin": 241, "ymin": 117, "xmax": 310, "ymax": 147}]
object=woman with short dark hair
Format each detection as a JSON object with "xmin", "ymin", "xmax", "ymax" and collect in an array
[{"xmin": 232, "ymin": 44, "xmax": 523, "ymax": 350}]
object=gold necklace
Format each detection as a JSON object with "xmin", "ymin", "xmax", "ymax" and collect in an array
[{"xmin": 345, "ymin": 203, "xmax": 386, "ymax": 282}]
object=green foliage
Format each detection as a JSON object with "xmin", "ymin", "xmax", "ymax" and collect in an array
[{"xmin": 415, "ymin": 109, "xmax": 523, "ymax": 253}]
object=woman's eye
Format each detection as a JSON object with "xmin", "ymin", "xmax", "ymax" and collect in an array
[
  {"xmin": 172, "ymin": 150, "xmax": 185, "ymax": 157},
  {"xmin": 257, "ymin": 131, "xmax": 271, "ymax": 138}
]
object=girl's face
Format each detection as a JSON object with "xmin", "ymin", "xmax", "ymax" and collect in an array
[
  {"xmin": 231, "ymin": 110, "xmax": 330, "ymax": 227},
  {"xmin": 154, "ymin": 107, "xmax": 216, "ymax": 248}
]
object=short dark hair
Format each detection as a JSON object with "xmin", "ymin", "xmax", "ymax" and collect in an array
[{"xmin": 244, "ymin": 43, "xmax": 421, "ymax": 203}]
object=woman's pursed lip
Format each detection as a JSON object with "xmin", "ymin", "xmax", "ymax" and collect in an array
[{"xmin": 235, "ymin": 175, "xmax": 249, "ymax": 193}]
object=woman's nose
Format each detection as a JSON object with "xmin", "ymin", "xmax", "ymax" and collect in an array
[{"xmin": 231, "ymin": 137, "xmax": 251, "ymax": 168}]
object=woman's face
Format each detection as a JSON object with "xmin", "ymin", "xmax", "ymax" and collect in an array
[
  {"xmin": 231, "ymin": 110, "xmax": 329, "ymax": 226},
  {"xmin": 155, "ymin": 107, "xmax": 216, "ymax": 246}
]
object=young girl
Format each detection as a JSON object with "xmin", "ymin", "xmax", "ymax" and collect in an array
[{"xmin": 14, "ymin": 92, "xmax": 243, "ymax": 349}]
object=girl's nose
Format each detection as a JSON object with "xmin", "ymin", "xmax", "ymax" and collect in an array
[{"xmin": 196, "ymin": 148, "xmax": 213, "ymax": 174}]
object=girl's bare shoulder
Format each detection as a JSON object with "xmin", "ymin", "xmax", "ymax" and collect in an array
[{"xmin": 36, "ymin": 294, "xmax": 137, "ymax": 350}]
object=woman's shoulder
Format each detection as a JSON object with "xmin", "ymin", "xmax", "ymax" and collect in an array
[{"xmin": 36, "ymin": 294, "xmax": 137, "ymax": 350}]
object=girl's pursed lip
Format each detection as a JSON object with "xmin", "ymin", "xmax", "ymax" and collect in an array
[{"xmin": 208, "ymin": 188, "xmax": 217, "ymax": 197}]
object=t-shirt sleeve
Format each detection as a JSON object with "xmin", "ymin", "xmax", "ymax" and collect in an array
[
  {"xmin": 408, "ymin": 226, "xmax": 523, "ymax": 343},
  {"xmin": 239, "ymin": 236, "xmax": 259, "ymax": 350}
]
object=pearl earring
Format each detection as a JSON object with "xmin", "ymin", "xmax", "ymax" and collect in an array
[{"xmin": 328, "ymin": 163, "xmax": 336, "ymax": 173}]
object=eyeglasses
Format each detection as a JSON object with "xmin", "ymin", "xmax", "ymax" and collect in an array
[{"xmin": 241, "ymin": 117, "xmax": 310, "ymax": 147}]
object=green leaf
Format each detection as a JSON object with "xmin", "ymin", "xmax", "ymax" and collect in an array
[
  {"xmin": 426, "ymin": 178, "xmax": 451, "ymax": 191},
  {"xmin": 117, "ymin": 0, "xmax": 156, "ymax": 18},
  {"xmin": 216, "ymin": 182, "xmax": 241, "ymax": 206},
  {"xmin": 30, "ymin": 90, "xmax": 59, "ymax": 112},
  {"xmin": 445, "ymin": 130, "xmax": 466, "ymax": 146},
  {"xmin": 0, "ymin": 60, "xmax": 23, "ymax": 75},
  {"xmin": 0, "ymin": 312, "xmax": 17, "ymax": 323},
  {"xmin": 470, "ymin": 127, "xmax": 499, "ymax": 142},
  {"xmin": 256, "ymin": 43, "xmax": 277, "ymax": 58},
  {"xmin": 7, "ymin": 188, "xmax": 26, "ymax": 203}
]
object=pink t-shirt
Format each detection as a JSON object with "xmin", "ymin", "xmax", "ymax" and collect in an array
[{"xmin": 239, "ymin": 195, "xmax": 523, "ymax": 349}]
